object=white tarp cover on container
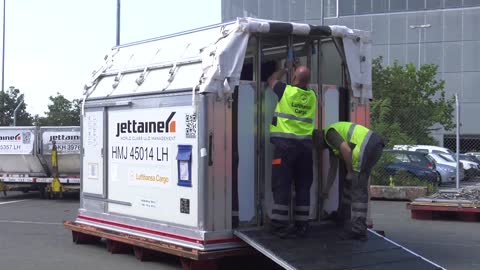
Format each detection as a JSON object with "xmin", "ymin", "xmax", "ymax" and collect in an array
[{"xmin": 83, "ymin": 17, "xmax": 372, "ymax": 103}]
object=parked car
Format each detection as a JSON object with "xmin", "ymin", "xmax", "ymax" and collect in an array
[
  {"xmin": 427, "ymin": 153, "xmax": 465, "ymax": 183},
  {"xmin": 458, "ymin": 154, "xmax": 480, "ymax": 178},
  {"xmin": 380, "ymin": 150, "xmax": 439, "ymax": 185},
  {"xmin": 394, "ymin": 145, "xmax": 478, "ymax": 176},
  {"xmin": 464, "ymin": 152, "xmax": 480, "ymax": 163}
]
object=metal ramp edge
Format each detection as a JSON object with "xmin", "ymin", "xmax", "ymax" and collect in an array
[
  {"xmin": 234, "ymin": 228, "xmax": 294, "ymax": 270},
  {"xmin": 234, "ymin": 226, "xmax": 446, "ymax": 270}
]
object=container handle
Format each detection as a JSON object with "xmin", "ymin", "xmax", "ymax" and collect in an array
[{"xmin": 208, "ymin": 132, "xmax": 213, "ymax": 166}]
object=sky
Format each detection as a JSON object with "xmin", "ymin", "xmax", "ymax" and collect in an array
[{"xmin": 3, "ymin": 0, "xmax": 221, "ymax": 116}]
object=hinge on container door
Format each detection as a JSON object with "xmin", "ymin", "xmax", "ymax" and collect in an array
[
  {"xmin": 101, "ymin": 148, "xmax": 104, "ymax": 158},
  {"xmin": 227, "ymin": 95, "xmax": 233, "ymax": 109}
]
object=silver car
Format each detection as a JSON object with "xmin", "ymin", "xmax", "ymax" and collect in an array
[{"xmin": 427, "ymin": 154, "xmax": 465, "ymax": 185}]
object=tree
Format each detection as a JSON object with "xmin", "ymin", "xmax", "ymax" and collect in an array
[
  {"xmin": 0, "ymin": 86, "xmax": 34, "ymax": 126},
  {"xmin": 35, "ymin": 93, "xmax": 81, "ymax": 126},
  {"xmin": 371, "ymin": 57, "xmax": 455, "ymax": 147}
]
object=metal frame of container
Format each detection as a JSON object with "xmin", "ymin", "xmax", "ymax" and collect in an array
[{"xmin": 69, "ymin": 18, "xmax": 373, "ymax": 254}]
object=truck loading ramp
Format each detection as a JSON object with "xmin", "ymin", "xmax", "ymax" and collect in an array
[{"xmin": 234, "ymin": 224, "xmax": 444, "ymax": 270}]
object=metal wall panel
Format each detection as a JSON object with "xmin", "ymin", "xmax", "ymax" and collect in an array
[
  {"xmin": 306, "ymin": 0, "xmax": 323, "ymax": 21},
  {"xmin": 463, "ymin": 72, "xmax": 480, "ymax": 100},
  {"xmin": 290, "ymin": 0, "xmax": 306, "ymax": 21},
  {"xmin": 354, "ymin": 16, "xmax": 373, "ymax": 32},
  {"xmin": 389, "ymin": 14, "xmax": 407, "ymax": 44},
  {"xmin": 463, "ymin": 8, "xmax": 480, "ymax": 41},
  {"xmin": 425, "ymin": 11, "xmax": 443, "ymax": 42},
  {"xmin": 407, "ymin": 0, "xmax": 425, "ymax": 11},
  {"xmin": 443, "ymin": 72, "xmax": 461, "ymax": 98},
  {"xmin": 443, "ymin": 10, "xmax": 462, "ymax": 42},
  {"xmin": 275, "ymin": 0, "xmax": 290, "ymax": 21},
  {"xmin": 244, "ymin": 0, "xmax": 259, "ymax": 17},
  {"xmin": 463, "ymin": 41, "xmax": 480, "ymax": 72},
  {"xmin": 337, "ymin": 16, "xmax": 355, "ymax": 29},
  {"xmin": 259, "ymin": 0, "xmax": 275, "ymax": 20},
  {"xmin": 460, "ymin": 104, "xmax": 480, "ymax": 134},
  {"xmin": 389, "ymin": 44, "xmax": 407, "ymax": 65},
  {"xmin": 372, "ymin": 15, "xmax": 389, "ymax": 45},
  {"xmin": 444, "ymin": 42, "xmax": 462, "ymax": 72},
  {"xmin": 424, "ymin": 42, "xmax": 443, "ymax": 73},
  {"xmin": 406, "ymin": 43, "xmax": 420, "ymax": 66},
  {"xmin": 426, "ymin": 0, "xmax": 443, "ymax": 9}
]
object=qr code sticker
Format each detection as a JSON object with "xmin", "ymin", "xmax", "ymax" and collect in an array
[
  {"xmin": 22, "ymin": 132, "xmax": 31, "ymax": 144},
  {"xmin": 185, "ymin": 113, "xmax": 197, "ymax": 139}
]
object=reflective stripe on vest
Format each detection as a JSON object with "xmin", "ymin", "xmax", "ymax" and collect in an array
[
  {"xmin": 270, "ymin": 85, "xmax": 316, "ymax": 140},
  {"xmin": 324, "ymin": 122, "xmax": 371, "ymax": 171}
]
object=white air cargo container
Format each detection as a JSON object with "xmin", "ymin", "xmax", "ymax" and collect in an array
[
  {"xmin": 39, "ymin": 126, "xmax": 81, "ymax": 176},
  {"xmin": 0, "ymin": 126, "xmax": 81, "ymax": 195},
  {"xmin": 0, "ymin": 126, "xmax": 45, "ymax": 176},
  {"xmin": 65, "ymin": 18, "xmax": 444, "ymax": 270}
]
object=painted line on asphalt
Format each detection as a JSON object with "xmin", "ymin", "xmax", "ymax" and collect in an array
[
  {"xmin": 0, "ymin": 199, "xmax": 31, "ymax": 205},
  {"xmin": 0, "ymin": 220, "xmax": 62, "ymax": 225}
]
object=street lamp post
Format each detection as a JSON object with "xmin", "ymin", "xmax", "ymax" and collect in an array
[
  {"xmin": 116, "ymin": 0, "xmax": 120, "ymax": 46},
  {"xmin": 1, "ymin": 0, "xmax": 5, "ymax": 126},
  {"xmin": 409, "ymin": 24, "xmax": 431, "ymax": 69}
]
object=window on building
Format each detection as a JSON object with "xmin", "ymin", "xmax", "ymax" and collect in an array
[
  {"xmin": 324, "ymin": 0, "xmax": 338, "ymax": 18},
  {"xmin": 407, "ymin": 0, "xmax": 425, "ymax": 10},
  {"xmin": 355, "ymin": 0, "xmax": 372, "ymax": 14},
  {"xmin": 389, "ymin": 0, "xmax": 407, "ymax": 11},
  {"xmin": 444, "ymin": 0, "xmax": 462, "ymax": 8},
  {"xmin": 339, "ymin": 0, "xmax": 354, "ymax": 16},
  {"xmin": 373, "ymin": 0, "xmax": 388, "ymax": 13},
  {"xmin": 464, "ymin": 0, "xmax": 480, "ymax": 7},
  {"xmin": 426, "ymin": 0, "xmax": 443, "ymax": 9}
]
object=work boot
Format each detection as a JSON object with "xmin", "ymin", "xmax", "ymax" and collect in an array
[
  {"xmin": 295, "ymin": 221, "xmax": 310, "ymax": 238},
  {"xmin": 337, "ymin": 230, "xmax": 368, "ymax": 241},
  {"xmin": 270, "ymin": 223, "xmax": 297, "ymax": 239}
]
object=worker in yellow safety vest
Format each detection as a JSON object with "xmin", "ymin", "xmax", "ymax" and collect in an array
[
  {"xmin": 318, "ymin": 122, "xmax": 385, "ymax": 241},
  {"xmin": 267, "ymin": 61, "xmax": 317, "ymax": 239}
]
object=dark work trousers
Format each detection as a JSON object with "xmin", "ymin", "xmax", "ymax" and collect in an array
[
  {"xmin": 340, "ymin": 132, "xmax": 384, "ymax": 235},
  {"xmin": 271, "ymin": 138, "xmax": 313, "ymax": 226}
]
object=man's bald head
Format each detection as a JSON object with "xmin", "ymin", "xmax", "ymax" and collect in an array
[{"xmin": 292, "ymin": 65, "xmax": 311, "ymax": 88}]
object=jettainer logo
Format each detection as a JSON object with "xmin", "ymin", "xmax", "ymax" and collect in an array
[
  {"xmin": 115, "ymin": 112, "xmax": 176, "ymax": 137},
  {"xmin": 0, "ymin": 133, "xmax": 22, "ymax": 141},
  {"xmin": 49, "ymin": 134, "xmax": 80, "ymax": 142}
]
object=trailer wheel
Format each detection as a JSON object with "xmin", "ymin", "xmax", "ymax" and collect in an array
[{"xmin": 180, "ymin": 258, "xmax": 218, "ymax": 270}]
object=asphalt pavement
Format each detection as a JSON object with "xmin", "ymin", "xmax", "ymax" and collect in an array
[
  {"xmin": 371, "ymin": 200, "xmax": 480, "ymax": 270},
  {"xmin": 0, "ymin": 192, "xmax": 181, "ymax": 270},
  {"xmin": 0, "ymin": 191, "xmax": 478, "ymax": 270}
]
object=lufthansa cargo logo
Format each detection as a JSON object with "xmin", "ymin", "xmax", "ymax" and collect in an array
[
  {"xmin": 300, "ymin": 94, "xmax": 308, "ymax": 104},
  {"xmin": 115, "ymin": 112, "xmax": 176, "ymax": 137}
]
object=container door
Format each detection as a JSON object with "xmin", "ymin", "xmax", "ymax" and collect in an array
[
  {"xmin": 82, "ymin": 108, "xmax": 105, "ymax": 197},
  {"xmin": 235, "ymin": 81, "xmax": 257, "ymax": 225}
]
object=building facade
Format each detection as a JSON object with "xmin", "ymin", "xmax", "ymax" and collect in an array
[{"xmin": 222, "ymin": 0, "xmax": 480, "ymax": 150}]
